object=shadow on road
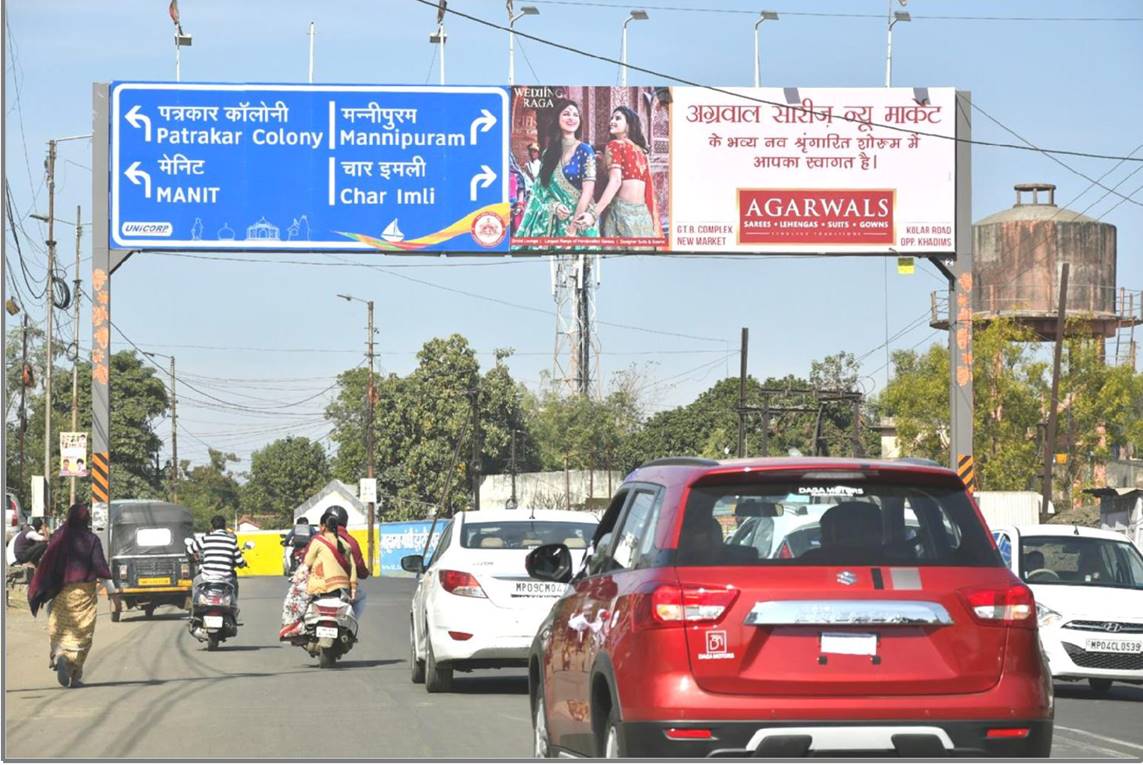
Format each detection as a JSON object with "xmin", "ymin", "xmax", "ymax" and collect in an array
[
  {"xmin": 203, "ymin": 645, "xmax": 280, "ymax": 652},
  {"xmin": 324, "ymin": 659, "xmax": 403, "ymax": 669},
  {"xmin": 447, "ymin": 674, "xmax": 529, "ymax": 695},
  {"xmin": 117, "ymin": 613, "xmax": 188, "ymax": 623},
  {"xmin": 1055, "ymin": 682, "xmax": 1143, "ymax": 702}
]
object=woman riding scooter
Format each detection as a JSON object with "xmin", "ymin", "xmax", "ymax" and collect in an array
[{"xmin": 279, "ymin": 509, "xmax": 356, "ymax": 638}]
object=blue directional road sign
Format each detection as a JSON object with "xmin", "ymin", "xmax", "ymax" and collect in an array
[{"xmin": 109, "ymin": 83, "xmax": 510, "ymax": 253}]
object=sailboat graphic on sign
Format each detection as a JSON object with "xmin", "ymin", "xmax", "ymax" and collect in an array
[{"xmin": 381, "ymin": 219, "xmax": 405, "ymax": 243}]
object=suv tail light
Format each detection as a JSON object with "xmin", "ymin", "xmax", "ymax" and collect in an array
[
  {"xmin": 959, "ymin": 584, "xmax": 1035, "ymax": 628},
  {"xmin": 650, "ymin": 585, "xmax": 738, "ymax": 625},
  {"xmin": 439, "ymin": 570, "xmax": 488, "ymax": 598}
]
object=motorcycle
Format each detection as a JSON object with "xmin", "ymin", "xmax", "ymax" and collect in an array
[
  {"xmin": 285, "ymin": 591, "xmax": 359, "ymax": 668},
  {"xmin": 188, "ymin": 578, "xmax": 239, "ymax": 650}
]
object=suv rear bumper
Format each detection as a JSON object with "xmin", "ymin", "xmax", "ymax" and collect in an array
[{"xmin": 621, "ymin": 719, "xmax": 1053, "ymax": 758}]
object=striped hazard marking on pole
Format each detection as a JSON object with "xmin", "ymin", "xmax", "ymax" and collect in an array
[
  {"xmin": 91, "ymin": 451, "xmax": 110, "ymax": 503},
  {"xmin": 957, "ymin": 453, "xmax": 978, "ymax": 494}
]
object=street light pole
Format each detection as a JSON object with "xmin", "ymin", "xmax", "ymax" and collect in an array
[
  {"xmin": 308, "ymin": 22, "xmax": 315, "ymax": 83},
  {"xmin": 885, "ymin": 5, "xmax": 911, "ymax": 87},
  {"xmin": 753, "ymin": 12, "xmax": 779, "ymax": 88},
  {"xmin": 339, "ymin": 293, "xmax": 377, "ymax": 574},
  {"xmin": 508, "ymin": 4, "xmax": 540, "ymax": 86},
  {"xmin": 621, "ymin": 10, "xmax": 649, "ymax": 88}
]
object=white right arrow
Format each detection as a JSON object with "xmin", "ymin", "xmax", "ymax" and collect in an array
[
  {"xmin": 469, "ymin": 109, "xmax": 497, "ymax": 145},
  {"xmin": 125, "ymin": 105, "xmax": 152, "ymax": 142},
  {"xmin": 469, "ymin": 164, "xmax": 496, "ymax": 202},
  {"xmin": 125, "ymin": 162, "xmax": 152, "ymax": 199}
]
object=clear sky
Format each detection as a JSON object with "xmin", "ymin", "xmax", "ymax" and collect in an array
[{"xmin": 3, "ymin": 0, "xmax": 1141, "ymax": 472}]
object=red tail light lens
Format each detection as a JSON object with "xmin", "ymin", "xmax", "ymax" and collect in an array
[
  {"xmin": 316, "ymin": 605, "xmax": 340, "ymax": 616},
  {"xmin": 439, "ymin": 570, "xmax": 488, "ymax": 598},
  {"xmin": 960, "ymin": 584, "xmax": 1035, "ymax": 628},
  {"xmin": 448, "ymin": 631, "xmax": 473, "ymax": 641},
  {"xmin": 777, "ymin": 541, "xmax": 793, "ymax": 559},
  {"xmin": 986, "ymin": 728, "xmax": 1030, "ymax": 739},
  {"xmin": 650, "ymin": 585, "xmax": 738, "ymax": 625}
]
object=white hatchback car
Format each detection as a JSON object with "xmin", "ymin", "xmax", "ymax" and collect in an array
[
  {"xmin": 992, "ymin": 524, "xmax": 1143, "ymax": 694},
  {"xmin": 403, "ymin": 508, "xmax": 598, "ymax": 692}
]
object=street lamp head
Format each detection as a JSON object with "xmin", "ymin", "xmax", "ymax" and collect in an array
[
  {"xmin": 429, "ymin": 32, "xmax": 446, "ymax": 43},
  {"xmin": 761, "ymin": 10, "xmax": 779, "ymax": 21},
  {"xmin": 30, "ymin": 213, "xmax": 50, "ymax": 223},
  {"xmin": 175, "ymin": 33, "xmax": 193, "ymax": 46},
  {"xmin": 337, "ymin": 293, "xmax": 354, "ymax": 302},
  {"xmin": 629, "ymin": 9, "xmax": 649, "ymax": 21},
  {"xmin": 521, "ymin": 5, "xmax": 540, "ymax": 15},
  {"xmin": 894, "ymin": 11, "xmax": 911, "ymax": 22}
]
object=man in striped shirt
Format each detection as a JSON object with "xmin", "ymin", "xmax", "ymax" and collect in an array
[{"xmin": 191, "ymin": 515, "xmax": 248, "ymax": 598}]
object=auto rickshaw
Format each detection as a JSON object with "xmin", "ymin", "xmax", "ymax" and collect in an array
[{"xmin": 107, "ymin": 500, "xmax": 195, "ymax": 621}]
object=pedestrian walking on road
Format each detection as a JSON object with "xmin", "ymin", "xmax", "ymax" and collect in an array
[{"xmin": 27, "ymin": 503, "xmax": 122, "ymax": 688}]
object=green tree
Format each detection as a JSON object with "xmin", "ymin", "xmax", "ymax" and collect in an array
[
  {"xmin": 241, "ymin": 436, "xmax": 330, "ymax": 526},
  {"xmin": 326, "ymin": 335, "xmax": 531, "ymax": 520},
  {"xmin": 178, "ymin": 449, "xmax": 241, "ymax": 531}
]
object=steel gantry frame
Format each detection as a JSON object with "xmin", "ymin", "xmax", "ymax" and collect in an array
[{"xmin": 88, "ymin": 85, "xmax": 974, "ymax": 516}]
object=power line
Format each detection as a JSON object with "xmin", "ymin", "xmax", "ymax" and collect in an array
[
  {"xmin": 415, "ymin": 0, "xmax": 1143, "ymax": 163},
  {"xmin": 527, "ymin": 0, "xmax": 1143, "ymax": 22}
]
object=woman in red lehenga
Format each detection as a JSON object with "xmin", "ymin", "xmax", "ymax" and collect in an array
[{"xmin": 576, "ymin": 106, "xmax": 661, "ymax": 240}]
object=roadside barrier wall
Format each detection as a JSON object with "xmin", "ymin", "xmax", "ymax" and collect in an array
[{"xmin": 233, "ymin": 523, "xmax": 442, "ymax": 577}]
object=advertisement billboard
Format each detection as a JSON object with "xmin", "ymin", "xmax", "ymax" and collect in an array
[
  {"xmin": 669, "ymin": 87, "xmax": 957, "ymax": 254},
  {"xmin": 59, "ymin": 432, "xmax": 88, "ymax": 478},
  {"xmin": 379, "ymin": 520, "xmax": 445, "ymax": 576},
  {"xmin": 509, "ymin": 86, "xmax": 669, "ymax": 251},
  {"xmin": 105, "ymin": 84, "xmax": 959, "ymax": 257},
  {"xmin": 110, "ymin": 83, "xmax": 511, "ymax": 253}
]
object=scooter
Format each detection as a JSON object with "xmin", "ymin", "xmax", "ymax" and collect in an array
[
  {"xmin": 188, "ymin": 578, "xmax": 238, "ymax": 650},
  {"xmin": 286, "ymin": 591, "xmax": 359, "ymax": 668},
  {"xmin": 184, "ymin": 539, "xmax": 254, "ymax": 650}
]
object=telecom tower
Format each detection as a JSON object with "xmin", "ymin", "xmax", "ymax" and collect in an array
[{"xmin": 551, "ymin": 253, "xmax": 601, "ymax": 396}]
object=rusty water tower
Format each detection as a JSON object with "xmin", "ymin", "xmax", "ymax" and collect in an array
[{"xmin": 932, "ymin": 182, "xmax": 1141, "ymax": 364}]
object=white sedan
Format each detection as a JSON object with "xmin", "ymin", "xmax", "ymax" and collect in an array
[
  {"xmin": 992, "ymin": 524, "xmax": 1143, "ymax": 694},
  {"xmin": 403, "ymin": 508, "xmax": 597, "ymax": 693}
]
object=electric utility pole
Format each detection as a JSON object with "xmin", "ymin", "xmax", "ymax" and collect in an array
[
  {"xmin": 69, "ymin": 205, "xmax": 82, "ymax": 506},
  {"xmin": 469, "ymin": 387, "xmax": 481, "ymax": 512},
  {"xmin": 737, "ymin": 327, "xmax": 749, "ymax": 457},
  {"xmin": 44, "ymin": 139, "xmax": 58, "ymax": 517},
  {"xmin": 169, "ymin": 356, "xmax": 178, "ymax": 501},
  {"xmin": 1041, "ymin": 262, "xmax": 1070, "ymax": 519},
  {"xmin": 366, "ymin": 299, "xmax": 376, "ymax": 573}
]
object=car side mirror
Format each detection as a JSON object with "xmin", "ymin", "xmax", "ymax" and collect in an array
[
  {"xmin": 526, "ymin": 543, "xmax": 573, "ymax": 584},
  {"xmin": 401, "ymin": 554, "xmax": 425, "ymax": 574}
]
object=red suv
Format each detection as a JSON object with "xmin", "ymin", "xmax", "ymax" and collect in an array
[{"xmin": 524, "ymin": 457, "xmax": 1052, "ymax": 758}]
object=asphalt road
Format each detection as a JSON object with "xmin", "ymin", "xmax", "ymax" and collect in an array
[{"xmin": 4, "ymin": 577, "xmax": 1142, "ymax": 759}]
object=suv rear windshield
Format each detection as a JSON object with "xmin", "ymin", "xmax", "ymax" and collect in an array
[
  {"xmin": 460, "ymin": 520, "xmax": 596, "ymax": 550},
  {"xmin": 677, "ymin": 477, "xmax": 998, "ymax": 567},
  {"xmin": 1020, "ymin": 535, "xmax": 1143, "ymax": 589}
]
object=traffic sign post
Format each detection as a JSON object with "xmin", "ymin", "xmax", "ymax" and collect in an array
[{"xmin": 109, "ymin": 83, "xmax": 510, "ymax": 253}]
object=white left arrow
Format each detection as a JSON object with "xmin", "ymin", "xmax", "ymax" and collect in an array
[
  {"xmin": 469, "ymin": 109, "xmax": 497, "ymax": 145},
  {"xmin": 469, "ymin": 165, "xmax": 496, "ymax": 202},
  {"xmin": 125, "ymin": 105, "xmax": 152, "ymax": 142},
  {"xmin": 125, "ymin": 162, "xmax": 152, "ymax": 199}
]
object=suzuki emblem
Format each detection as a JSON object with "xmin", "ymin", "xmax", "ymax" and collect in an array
[
  {"xmin": 1104, "ymin": 622, "xmax": 1122, "ymax": 633},
  {"xmin": 837, "ymin": 570, "xmax": 858, "ymax": 586}
]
